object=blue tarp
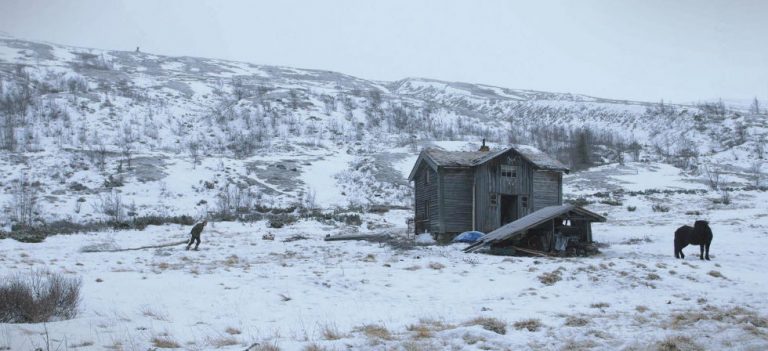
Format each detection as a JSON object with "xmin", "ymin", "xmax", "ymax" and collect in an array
[{"xmin": 452, "ymin": 231, "xmax": 485, "ymax": 243}]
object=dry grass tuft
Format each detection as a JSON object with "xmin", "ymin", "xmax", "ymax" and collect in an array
[
  {"xmin": 224, "ymin": 255, "xmax": 240, "ymax": 266},
  {"xmin": 141, "ymin": 306, "xmax": 170, "ymax": 321},
  {"xmin": 225, "ymin": 327, "xmax": 242, "ymax": 335},
  {"xmin": 646, "ymin": 273, "xmax": 661, "ymax": 280},
  {"xmin": 321, "ymin": 323, "xmax": 343, "ymax": 340},
  {"xmin": 302, "ymin": 343, "xmax": 327, "ymax": 351},
  {"xmin": 590, "ymin": 302, "xmax": 610, "ymax": 309},
  {"xmin": 428, "ymin": 262, "xmax": 445, "ymax": 270},
  {"xmin": 210, "ymin": 336, "xmax": 239, "ymax": 348},
  {"xmin": 708, "ymin": 270, "xmax": 725, "ymax": 279},
  {"xmin": 538, "ymin": 268, "xmax": 564, "ymax": 285},
  {"xmin": 248, "ymin": 342, "xmax": 281, "ymax": 351},
  {"xmin": 151, "ymin": 336, "xmax": 181, "ymax": 349},
  {"xmin": 355, "ymin": 324, "xmax": 392, "ymax": 340},
  {"xmin": 635, "ymin": 305, "xmax": 649, "ymax": 313},
  {"xmin": 512, "ymin": 318, "xmax": 542, "ymax": 332},
  {"xmin": 404, "ymin": 265, "xmax": 421, "ymax": 271},
  {"xmin": 466, "ymin": 316, "xmax": 507, "ymax": 335},
  {"xmin": 656, "ymin": 335, "xmax": 704, "ymax": 351},
  {"xmin": 407, "ymin": 323, "xmax": 433, "ymax": 339},
  {"xmin": 564, "ymin": 315, "xmax": 589, "ymax": 327},
  {"xmin": 71, "ymin": 340, "xmax": 95, "ymax": 348}
]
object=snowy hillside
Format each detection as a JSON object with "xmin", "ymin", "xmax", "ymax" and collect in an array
[{"xmin": 0, "ymin": 35, "xmax": 765, "ymax": 232}]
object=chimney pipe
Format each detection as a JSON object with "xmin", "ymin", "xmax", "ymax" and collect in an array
[{"xmin": 479, "ymin": 139, "xmax": 490, "ymax": 152}]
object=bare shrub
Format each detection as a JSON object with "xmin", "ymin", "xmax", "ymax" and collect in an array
[
  {"xmin": 652, "ymin": 203, "xmax": 670, "ymax": 213},
  {"xmin": 0, "ymin": 270, "xmax": 82, "ymax": 323},
  {"xmin": 590, "ymin": 302, "xmax": 610, "ymax": 309},
  {"xmin": 93, "ymin": 189, "xmax": 124, "ymax": 222},
  {"xmin": 466, "ymin": 317, "xmax": 507, "ymax": 335},
  {"xmin": 512, "ymin": 318, "xmax": 541, "ymax": 332}
]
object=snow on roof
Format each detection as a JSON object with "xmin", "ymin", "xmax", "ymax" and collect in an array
[
  {"xmin": 464, "ymin": 205, "xmax": 606, "ymax": 252},
  {"xmin": 423, "ymin": 145, "xmax": 568, "ymax": 170},
  {"xmin": 422, "ymin": 149, "xmax": 490, "ymax": 167},
  {"xmin": 508, "ymin": 144, "xmax": 569, "ymax": 172}
]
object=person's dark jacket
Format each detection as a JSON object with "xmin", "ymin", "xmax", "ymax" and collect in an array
[{"xmin": 190, "ymin": 222, "xmax": 206, "ymax": 238}]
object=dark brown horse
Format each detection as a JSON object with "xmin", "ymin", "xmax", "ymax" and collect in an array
[{"xmin": 674, "ymin": 220, "xmax": 713, "ymax": 260}]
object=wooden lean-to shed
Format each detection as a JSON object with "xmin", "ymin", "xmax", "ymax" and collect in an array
[
  {"xmin": 407, "ymin": 143, "xmax": 570, "ymax": 240},
  {"xmin": 463, "ymin": 204, "xmax": 606, "ymax": 255}
]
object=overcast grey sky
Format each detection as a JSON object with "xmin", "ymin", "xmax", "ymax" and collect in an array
[{"xmin": 1, "ymin": 0, "xmax": 766, "ymax": 103}]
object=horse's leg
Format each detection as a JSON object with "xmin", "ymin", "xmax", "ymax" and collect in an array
[
  {"xmin": 699, "ymin": 244, "xmax": 704, "ymax": 260},
  {"xmin": 679, "ymin": 244, "xmax": 685, "ymax": 259},
  {"xmin": 674, "ymin": 242, "xmax": 680, "ymax": 258},
  {"xmin": 705, "ymin": 242, "xmax": 711, "ymax": 260}
]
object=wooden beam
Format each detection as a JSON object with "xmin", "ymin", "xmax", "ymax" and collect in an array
[{"xmin": 510, "ymin": 245, "xmax": 551, "ymax": 257}]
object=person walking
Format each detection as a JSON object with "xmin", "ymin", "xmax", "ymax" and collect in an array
[{"xmin": 186, "ymin": 220, "xmax": 208, "ymax": 250}]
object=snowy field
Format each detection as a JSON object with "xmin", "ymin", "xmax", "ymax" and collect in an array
[{"xmin": 2, "ymin": 163, "xmax": 767, "ymax": 351}]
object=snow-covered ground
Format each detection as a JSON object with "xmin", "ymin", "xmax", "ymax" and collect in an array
[{"xmin": 2, "ymin": 163, "xmax": 767, "ymax": 351}]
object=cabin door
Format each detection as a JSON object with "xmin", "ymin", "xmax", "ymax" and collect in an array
[{"xmin": 500, "ymin": 195, "xmax": 518, "ymax": 226}]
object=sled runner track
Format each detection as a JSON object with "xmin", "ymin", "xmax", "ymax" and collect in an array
[{"xmin": 87, "ymin": 240, "xmax": 188, "ymax": 252}]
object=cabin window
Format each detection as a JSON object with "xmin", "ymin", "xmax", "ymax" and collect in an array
[
  {"xmin": 424, "ymin": 169, "xmax": 430, "ymax": 184},
  {"xmin": 521, "ymin": 196, "xmax": 528, "ymax": 208},
  {"xmin": 501, "ymin": 165, "xmax": 517, "ymax": 178},
  {"xmin": 490, "ymin": 194, "xmax": 497, "ymax": 206}
]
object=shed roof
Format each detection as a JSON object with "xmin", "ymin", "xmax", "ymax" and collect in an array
[
  {"xmin": 464, "ymin": 205, "xmax": 606, "ymax": 252},
  {"xmin": 407, "ymin": 144, "xmax": 569, "ymax": 181}
]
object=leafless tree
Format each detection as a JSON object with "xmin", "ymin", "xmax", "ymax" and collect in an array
[
  {"xmin": 702, "ymin": 164, "xmax": 722, "ymax": 190},
  {"xmin": 750, "ymin": 161, "xmax": 763, "ymax": 187},
  {"xmin": 187, "ymin": 138, "xmax": 201, "ymax": 168},
  {"xmin": 118, "ymin": 123, "xmax": 136, "ymax": 169},
  {"xmin": 7, "ymin": 172, "xmax": 39, "ymax": 228},
  {"xmin": 232, "ymin": 78, "xmax": 249, "ymax": 101},
  {"xmin": 93, "ymin": 190, "xmax": 124, "ymax": 223},
  {"xmin": 750, "ymin": 97, "xmax": 761, "ymax": 114}
]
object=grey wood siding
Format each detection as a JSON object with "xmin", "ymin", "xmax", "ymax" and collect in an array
[
  {"xmin": 532, "ymin": 171, "xmax": 562, "ymax": 211},
  {"xmin": 413, "ymin": 163, "xmax": 438, "ymax": 235},
  {"xmin": 439, "ymin": 168, "xmax": 474, "ymax": 234},
  {"xmin": 474, "ymin": 149, "xmax": 537, "ymax": 232}
]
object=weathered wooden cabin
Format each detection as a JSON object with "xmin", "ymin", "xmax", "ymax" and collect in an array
[{"xmin": 408, "ymin": 144, "xmax": 570, "ymax": 239}]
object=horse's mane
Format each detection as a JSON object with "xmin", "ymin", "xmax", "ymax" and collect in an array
[{"xmin": 694, "ymin": 220, "xmax": 712, "ymax": 235}]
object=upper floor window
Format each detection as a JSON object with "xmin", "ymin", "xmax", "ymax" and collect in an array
[{"xmin": 501, "ymin": 165, "xmax": 517, "ymax": 178}]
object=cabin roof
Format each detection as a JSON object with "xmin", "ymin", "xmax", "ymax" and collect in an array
[
  {"xmin": 407, "ymin": 145, "xmax": 569, "ymax": 181},
  {"xmin": 464, "ymin": 205, "xmax": 606, "ymax": 252}
]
